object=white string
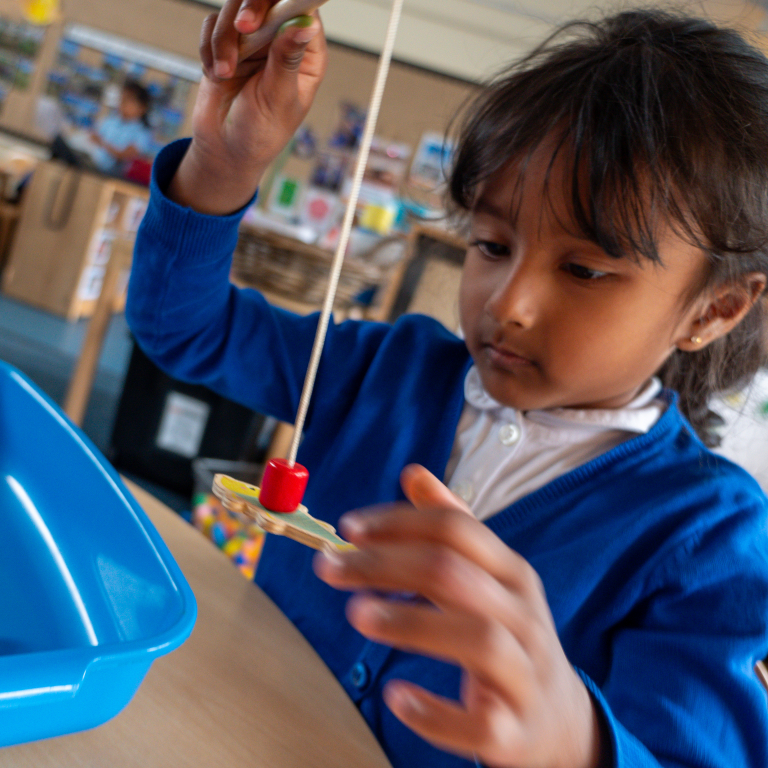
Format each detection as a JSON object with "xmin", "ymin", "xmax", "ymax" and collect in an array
[{"xmin": 287, "ymin": 0, "xmax": 405, "ymax": 465}]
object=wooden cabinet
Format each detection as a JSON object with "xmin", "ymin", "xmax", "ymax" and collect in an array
[
  {"xmin": 1, "ymin": 159, "xmax": 147, "ymax": 319},
  {"xmin": 386, "ymin": 224, "xmax": 467, "ymax": 332}
]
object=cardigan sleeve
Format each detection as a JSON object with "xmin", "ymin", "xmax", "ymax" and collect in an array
[
  {"xmin": 126, "ymin": 139, "xmax": 391, "ymax": 426},
  {"xmin": 578, "ymin": 498, "xmax": 768, "ymax": 768}
]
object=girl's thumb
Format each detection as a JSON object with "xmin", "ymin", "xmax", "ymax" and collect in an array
[
  {"xmin": 269, "ymin": 16, "xmax": 318, "ymax": 74},
  {"xmin": 400, "ymin": 464, "xmax": 473, "ymax": 517}
]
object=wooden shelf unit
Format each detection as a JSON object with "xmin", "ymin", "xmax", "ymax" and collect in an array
[{"xmin": 1, "ymin": 159, "xmax": 147, "ymax": 319}]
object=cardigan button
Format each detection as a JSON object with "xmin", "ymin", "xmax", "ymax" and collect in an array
[
  {"xmin": 498, "ymin": 423, "xmax": 521, "ymax": 446},
  {"xmin": 450, "ymin": 480, "xmax": 473, "ymax": 504},
  {"xmin": 350, "ymin": 661, "xmax": 369, "ymax": 689}
]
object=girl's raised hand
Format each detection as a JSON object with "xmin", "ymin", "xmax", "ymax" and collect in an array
[
  {"xmin": 315, "ymin": 464, "xmax": 604, "ymax": 768},
  {"xmin": 169, "ymin": 0, "xmax": 327, "ymax": 214}
]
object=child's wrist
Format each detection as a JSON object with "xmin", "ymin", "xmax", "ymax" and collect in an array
[
  {"xmin": 168, "ymin": 140, "xmax": 265, "ymax": 215},
  {"xmin": 578, "ymin": 687, "xmax": 610, "ymax": 768}
]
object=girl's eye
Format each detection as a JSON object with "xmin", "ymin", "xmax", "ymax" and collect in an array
[
  {"xmin": 470, "ymin": 240, "xmax": 510, "ymax": 259},
  {"xmin": 563, "ymin": 263, "xmax": 608, "ymax": 281}
]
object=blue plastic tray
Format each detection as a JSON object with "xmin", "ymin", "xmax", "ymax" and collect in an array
[{"xmin": 0, "ymin": 362, "xmax": 197, "ymax": 746}]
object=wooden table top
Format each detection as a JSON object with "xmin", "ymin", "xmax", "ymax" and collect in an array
[{"xmin": 0, "ymin": 480, "xmax": 392, "ymax": 768}]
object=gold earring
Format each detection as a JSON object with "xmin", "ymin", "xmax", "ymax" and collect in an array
[{"xmin": 690, "ymin": 336, "xmax": 702, "ymax": 345}]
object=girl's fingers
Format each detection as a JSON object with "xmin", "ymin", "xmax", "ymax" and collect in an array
[
  {"xmin": 258, "ymin": 13, "xmax": 324, "ymax": 111},
  {"xmin": 315, "ymin": 542, "xmax": 545, "ymax": 653},
  {"xmin": 317, "ymin": 540, "xmax": 506, "ymax": 613},
  {"xmin": 210, "ymin": 0, "xmax": 257, "ymax": 78},
  {"xmin": 346, "ymin": 594, "xmax": 533, "ymax": 704},
  {"xmin": 383, "ymin": 680, "xmax": 525, "ymax": 763},
  {"xmin": 293, "ymin": 12, "xmax": 328, "ymax": 104},
  {"xmin": 234, "ymin": 0, "xmax": 270, "ymax": 33},
  {"xmin": 340, "ymin": 503, "xmax": 547, "ymax": 607},
  {"xmin": 200, "ymin": 13, "xmax": 218, "ymax": 78},
  {"xmin": 400, "ymin": 464, "xmax": 473, "ymax": 516},
  {"xmin": 231, "ymin": 57, "xmax": 268, "ymax": 81}
]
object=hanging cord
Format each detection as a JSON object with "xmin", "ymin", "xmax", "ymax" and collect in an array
[{"xmin": 286, "ymin": 0, "xmax": 405, "ymax": 465}]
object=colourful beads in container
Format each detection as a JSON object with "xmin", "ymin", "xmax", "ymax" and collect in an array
[{"xmin": 192, "ymin": 460, "xmax": 265, "ymax": 580}]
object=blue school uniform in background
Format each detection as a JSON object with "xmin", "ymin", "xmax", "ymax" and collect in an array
[
  {"xmin": 127, "ymin": 140, "xmax": 768, "ymax": 768},
  {"xmin": 91, "ymin": 113, "xmax": 152, "ymax": 174}
]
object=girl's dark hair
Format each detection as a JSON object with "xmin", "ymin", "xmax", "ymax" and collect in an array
[
  {"xmin": 123, "ymin": 78, "xmax": 151, "ymax": 127},
  {"xmin": 449, "ymin": 8, "xmax": 768, "ymax": 446}
]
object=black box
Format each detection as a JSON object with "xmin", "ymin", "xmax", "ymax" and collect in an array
[{"xmin": 110, "ymin": 342, "xmax": 266, "ymax": 496}]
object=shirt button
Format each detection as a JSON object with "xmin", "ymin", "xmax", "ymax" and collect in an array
[
  {"xmin": 350, "ymin": 661, "xmax": 369, "ymax": 689},
  {"xmin": 498, "ymin": 423, "xmax": 521, "ymax": 446},
  {"xmin": 450, "ymin": 480, "xmax": 474, "ymax": 503}
]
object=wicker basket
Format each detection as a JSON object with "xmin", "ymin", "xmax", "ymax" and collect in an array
[{"xmin": 232, "ymin": 225, "xmax": 383, "ymax": 307}]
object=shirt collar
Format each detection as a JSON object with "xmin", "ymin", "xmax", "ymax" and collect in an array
[{"xmin": 464, "ymin": 366, "xmax": 664, "ymax": 435}]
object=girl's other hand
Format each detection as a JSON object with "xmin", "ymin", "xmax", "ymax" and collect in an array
[
  {"xmin": 170, "ymin": 0, "xmax": 327, "ymax": 214},
  {"xmin": 314, "ymin": 464, "xmax": 603, "ymax": 768}
]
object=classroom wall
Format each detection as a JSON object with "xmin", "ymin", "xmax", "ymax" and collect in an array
[
  {"xmin": 0, "ymin": 0, "xmax": 475, "ymax": 157},
  {"xmin": 309, "ymin": 45, "xmax": 474, "ymax": 150},
  {"xmin": 0, "ymin": 0, "xmax": 761, "ymax": 173},
  {"xmin": 203, "ymin": 0, "xmax": 768, "ymax": 81}
]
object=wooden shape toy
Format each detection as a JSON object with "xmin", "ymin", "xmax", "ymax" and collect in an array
[
  {"xmin": 259, "ymin": 458, "xmax": 309, "ymax": 512},
  {"xmin": 238, "ymin": 0, "xmax": 332, "ymax": 60},
  {"xmin": 218, "ymin": 0, "xmax": 404, "ymax": 559},
  {"xmin": 213, "ymin": 474, "xmax": 356, "ymax": 554}
]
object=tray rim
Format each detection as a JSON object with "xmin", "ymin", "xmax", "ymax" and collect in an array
[{"xmin": 0, "ymin": 361, "xmax": 197, "ymax": 736}]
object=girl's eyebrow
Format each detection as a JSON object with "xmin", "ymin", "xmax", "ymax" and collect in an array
[
  {"xmin": 472, "ymin": 195, "xmax": 595, "ymax": 245},
  {"xmin": 471, "ymin": 193, "xmax": 616, "ymax": 256},
  {"xmin": 472, "ymin": 197, "xmax": 507, "ymax": 220}
]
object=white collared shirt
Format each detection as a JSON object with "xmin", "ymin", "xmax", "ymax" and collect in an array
[{"xmin": 444, "ymin": 367, "xmax": 665, "ymax": 521}]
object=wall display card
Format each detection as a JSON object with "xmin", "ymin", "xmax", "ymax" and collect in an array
[
  {"xmin": 299, "ymin": 186, "xmax": 340, "ymax": 237},
  {"xmin": 409, "ymin": 132, "xmax": 455, "ymax": 189},
  {"xmin": 122, "ymin": 196, "xmax": 148, "ymax": 232},
  {"xmin": 76, "ymin": 264, "xmax": 106, "ymax": 301},
  {"xmin": 87, "ymin": 228, "xmax": 115, "ymax": 266},
  {"xmin": 115, "ymin": 267, "xmax": 130, "ymax": 300},
  {"xmin": 267, "ymin": 174, "xmax": 303, "ymax": 219},
  {"xmin": 156, "ymin": 392, "xmax": 210, "ymax": 459},
  {"xmin": 0, "ymin": 16, "xmax": 45, "ymax": 109},
  {"xmin": 104, "ymin": 198, "xmax": 121, "ymax": 226}
]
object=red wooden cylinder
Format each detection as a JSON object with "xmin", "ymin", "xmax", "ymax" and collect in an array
[{"xmin": 259, "ymin": 458, "xmax": 309, "ymax": 513}]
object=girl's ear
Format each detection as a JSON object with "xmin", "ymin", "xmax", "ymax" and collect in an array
[{"xmin": 676, "ymin": 272, "xmax": 767, "ymax": 351}]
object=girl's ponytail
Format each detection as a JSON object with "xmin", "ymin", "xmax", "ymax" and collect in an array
[{"xmin": 659, "ymin": 299, "xmax": 767, "ymax": 447}]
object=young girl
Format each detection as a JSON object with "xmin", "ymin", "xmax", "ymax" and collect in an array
[
  {"xmin": 126, "ymin": 4, "xmax": 768, "ymax": 768},
  {"xmin": 89, "ymin": 79, "xmax": 153, "ymax": 174}
]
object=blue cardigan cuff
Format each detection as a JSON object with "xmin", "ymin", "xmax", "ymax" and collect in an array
[
  {"xmin": 576, "ymin": 667, "xmax": 665, "ymax": 768},
  {"xmin": 145, "ymin": 138, "xmax": 258, "ymax": 266}
]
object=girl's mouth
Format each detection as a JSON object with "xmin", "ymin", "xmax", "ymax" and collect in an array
[{"xmin": 485, "ymin": 344, "xmax": 536, "ymax": 370}]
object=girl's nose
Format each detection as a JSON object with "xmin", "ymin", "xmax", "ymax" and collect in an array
[{"xmin": 487, "ymin": 258, "xmax": 541, "ymax": 328}]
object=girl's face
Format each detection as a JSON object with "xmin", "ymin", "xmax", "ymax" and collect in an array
[
  {"xmin": 120, "ymin": 91, "xmax": 146, "ymax": 122},
  {"xmin": 459, "ymin": 147, "xmax": 707, "ymax": 411}
]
